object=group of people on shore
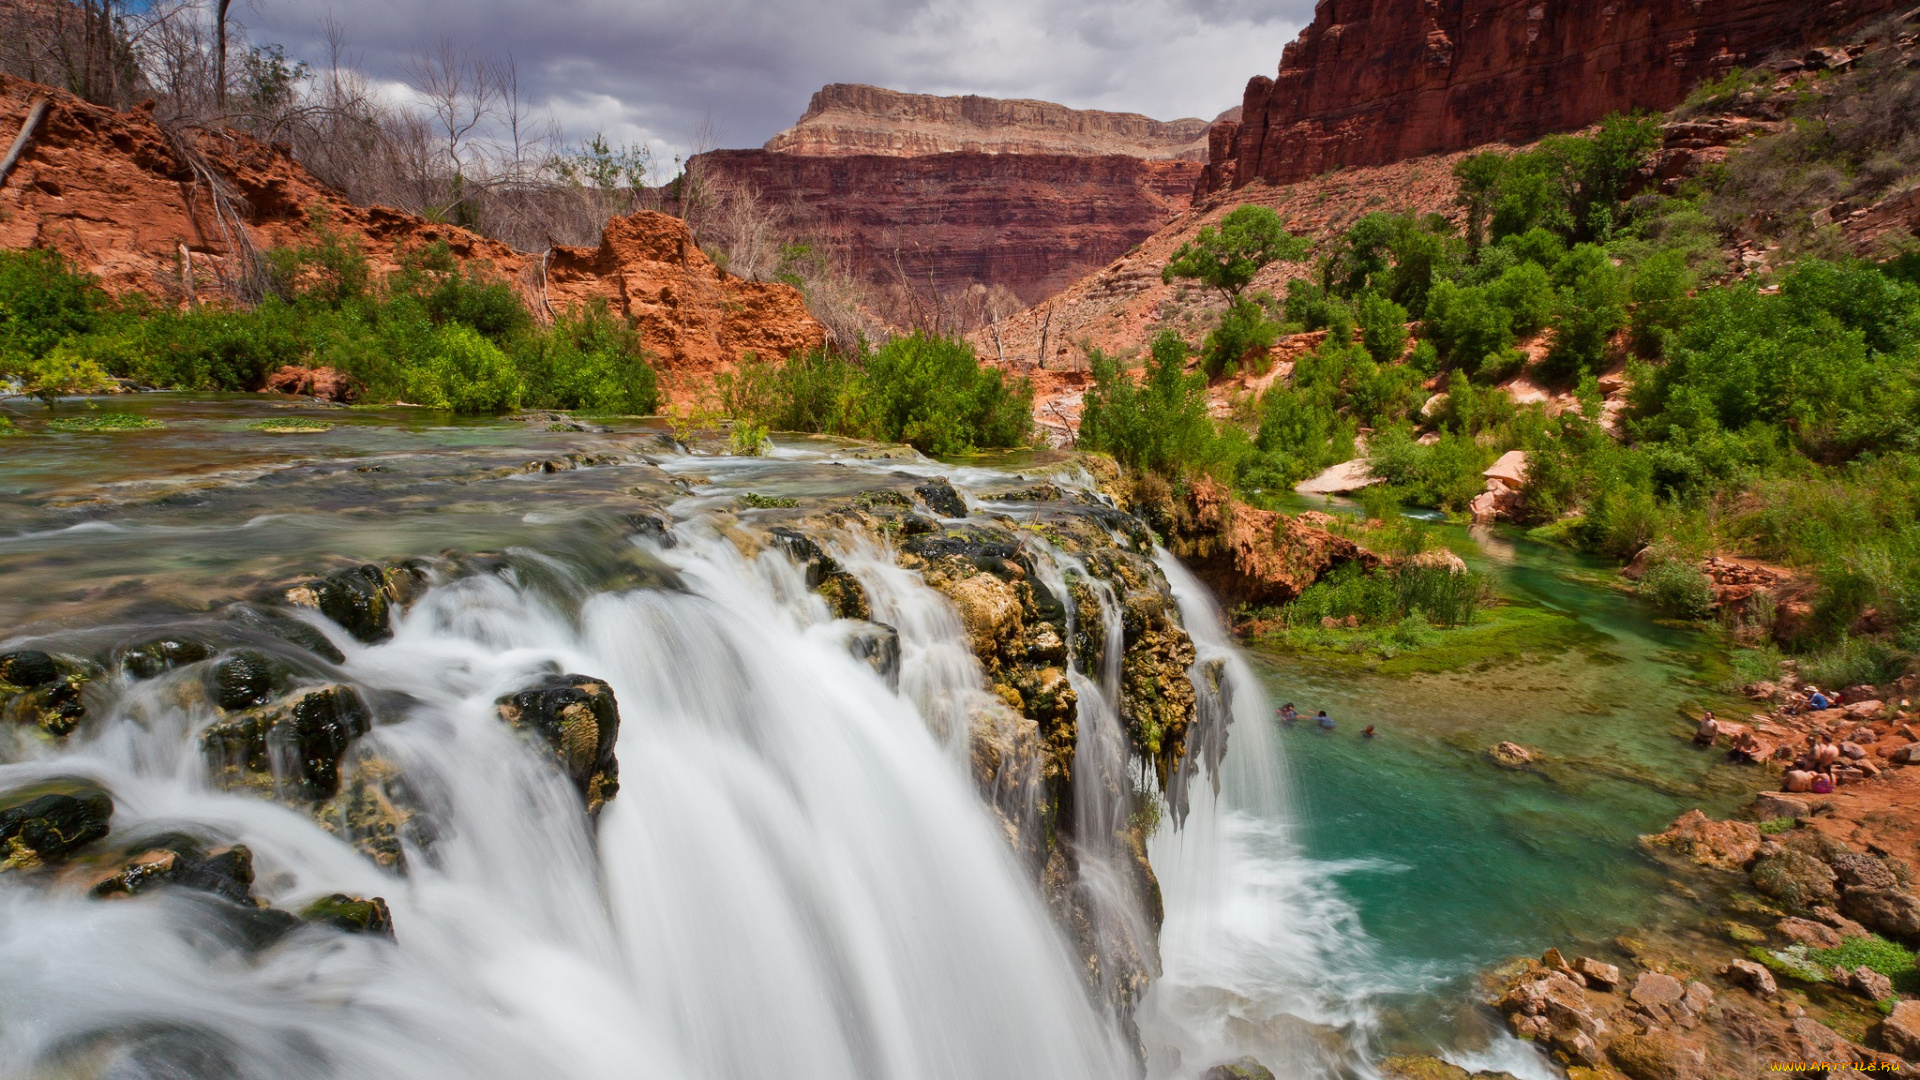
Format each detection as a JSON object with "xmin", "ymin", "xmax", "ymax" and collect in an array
[
  {"xmin": 1278, "ymin": 702, "xmax": 1375, "ymax": 738},
  {"xmin": 1692, "ymin": 711, "xmax": 1764, "ymax": 762},
  {"xmin": 1692, "ymin": 693, "xmax": 1870, "ymax": 795}
]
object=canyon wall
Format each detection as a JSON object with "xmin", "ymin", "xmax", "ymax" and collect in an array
[
  {"xmin": 765, "ymin": 83, "xmax": 1214, "ymax": 160},
  {"xmin": 1200, "ymin": 0, "xmax": 1910, "ymax": 194},
  {"xmin": 698, "ymin": 147, "xmax": 1201, "ymax": 305}
]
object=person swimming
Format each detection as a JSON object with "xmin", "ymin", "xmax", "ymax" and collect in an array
[
  {"xmin": 1317, "ymin": 710, "xmax": 1335, "ymax": 730},
  {"xmin": 1362, "ymin": 725, "xmax": 1376, "ymax": 739},
  {"xmin": 1278, "ymin": 703, "xmax": 1298, "ymax": 726}
]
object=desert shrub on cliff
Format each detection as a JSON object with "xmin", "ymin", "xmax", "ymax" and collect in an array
[
  {"xmin": 1201, "ymin": 296, "xmax": 1282, "ymax": 379},
  {"xmin": 1162, "ymin": 205, "xmax": 1308, "ymax": 303}
]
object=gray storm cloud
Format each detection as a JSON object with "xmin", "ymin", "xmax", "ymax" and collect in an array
[{"xmin": 242, "ymin": 0, "xmax": 1312, "ymax": 161}]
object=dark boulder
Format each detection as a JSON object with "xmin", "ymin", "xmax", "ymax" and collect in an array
[
  {"xmin": 2, "ymin": 650, "xmax": 92, "ymax": 737},
  {"xmin": 770, "ymin": 527, "xmax": 870, "ymax": 620},
  {"xmin": 847, "ymin": 622, "xmax": 902, "ymax": 692},
  {"xmin": 0, "ymin": 650, "xmax": 60, "ymax": 688},
  {"xmin": 914, "ymin": 478, "xmax": 968, "ymax": 518},
  {"xmin": 90, "ymin": 833, "xmax": 256, "ymax": 905},
  {"xmin": 1, "ymin": 780, "xmax": 112, "ymax": 868},
  {"xmin": 301, "ymin": 893, "xmax": 395, "ymax": 938},
  {"xmin": 120, "ymin": 637, "xmax": 212, "ymax": 681},
  {"xmin": 1832, "ymin": 851, "xmax": 1899, "ymax": 891},
  {"xmin": 206, "ymin": 651, "xmax": 293, "ymax": 711},
  {"xmin": 1750, "ymin": 847, "xmax": 1840, "ymax": 909},
  {"xmin": 281, "ymin": 563, "xmax": 427, "ymax": 644},
  {"xmin": 202, "ymin": 684, "xmax": 373, "ymax": 800},
  {"xmin": 496, "ymin": 674, "xmax": 621, "ymax": 813},
  {"xmin": 1842, "ymin": 887, "xmax": 1920, "ymax": 944}
]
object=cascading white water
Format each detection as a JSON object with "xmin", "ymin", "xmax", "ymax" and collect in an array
[
  {"xmin": 1140, "ymin": 552, "xmax": 1399, "ymax": 1080},
  {"xmin": 0, "ymin": 521, "xmax": 1130, "ymax": 1080}
]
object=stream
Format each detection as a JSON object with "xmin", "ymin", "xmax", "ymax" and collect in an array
[{"xmin": 0, "ymin": 396, "xmax": 1757, "ymax": 1080}]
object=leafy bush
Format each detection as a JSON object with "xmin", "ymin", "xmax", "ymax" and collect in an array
[
  {"xmin": 1162, "ymin": 205, "xmax": 1307, "ymax": 301},
  {"xmin": 1203, "ymin": 298, "xmax": 1281, "ymax": 378},
  {"xmin": 0, "ymin": 250, "xmax": 103, "ymax": 366},
  {"xmin": 1082, "ymin": 331, "xmax": 1222, "ymax": 476},
  {"xmin": 1639, "ymin": 559, "xmax": 1715, "ymax": 619},
  {"xmin": 404, "ymin": 325, "xmax": 524, "ymax": 413},
  {"xmin": 1798, "ymin": 635, "xmax": 1907, "ymax": 688},
  {"xmin": 518, "ymin": 301, "xmax": 659, "ymax": 415},
  {"xmin": 1357, "ymin": 293, "xmax": 1410, "ymax": 364}
]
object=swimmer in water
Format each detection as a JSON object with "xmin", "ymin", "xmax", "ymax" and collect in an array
[
  {"xmin": 1362, "ymin": 725, "xmax": 1376, "ymax": 738},
  {"xmin": 1317, "ymin": 711, "xmax": 1334, "ymax": 730}
]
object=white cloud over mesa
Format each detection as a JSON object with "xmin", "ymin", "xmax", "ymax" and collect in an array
[{"xmin": 243, "ymin": 0, "xmax": 1311, "ymax": 165}]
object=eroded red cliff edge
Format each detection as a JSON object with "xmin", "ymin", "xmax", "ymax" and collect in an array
[{"xmin": 1200, "ymin": 0, "xmax": 1910, "ymax": 195}]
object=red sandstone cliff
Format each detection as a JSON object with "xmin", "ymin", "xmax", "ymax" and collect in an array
[
  {"xmin": 0, "ymin": 75, "xmax": 822, "ymax": 385},
  {"xmin": 1201, "ymin": 0, "xmax": 1909, "ymax": 194},
  {"xmin": 766, "ymin": 84, "xmax": 1214, "ymax": 160},
  {"xmin": 697, "ymin": 148, "xmax": 1201, "ymax": 305}
]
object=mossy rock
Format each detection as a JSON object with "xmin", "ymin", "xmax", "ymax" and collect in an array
[
  {"xmin": 316, "ymin": 752, "xmax": 427, "ymax": 871},
  {"xmin": 913, "ymin": 478, "xmax": 968, "ymax": 518},
  {"xmin": 281, "ymin": 563, "xmax": 427, "ymax": 644},
  {"xmin": 1, "ymin": 779, "xmax": 112, "ymax": 869},
  {"xmin": 1724, "ymin": 921, "xmax": 1768, "ymax": 945},
  {"xmin": 205, "ymin": 650, "xmax": 295, "ymax": 711},
  {"xmin": 1203, "ymin": 1058, "xmax": 1276, "ymax": 1080},
  {"xmin": 1750, "ymin": 848, "xmax": 1840, "ymax": 909},
  {"xmin": 496, "ymin": 674, "xmax": 622, "ymax": 813},
  {"xmin": 301, "ymin": 893, "xmax": 395, "ymax": 938},
  {"xmin": 0, "ymin": 649, "xmax": 89, "ymax": 737}
]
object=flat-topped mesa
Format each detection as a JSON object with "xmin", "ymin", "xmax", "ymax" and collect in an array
[
  {"xmin": 766, "ymin": 83, "xmax": 1215, "ymax": 161},
  {"xmin": 1200, "ymin": 0, "xmax": 1910, "ymax": 195}
]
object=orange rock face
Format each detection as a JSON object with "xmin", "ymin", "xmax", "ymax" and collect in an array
[
  {"xmin": 1201, "ymin": 0, "xmax": 1908, "ymax": 194},
  {"xmin": 0, "ymin": 76, "xmax": 821, "ymax": 388},
  {"xmin": 1162, "ymin": 476, "xmax": 1377, "ymax": 605},
  {"xmin": 695, "ymin": 148, "xmax": 1200, "ymax": 306}
]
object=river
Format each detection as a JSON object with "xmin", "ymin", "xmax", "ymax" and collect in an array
[{"xmin": 0, "ymin": 396, "xmax": 1754, "ymax": 1080}]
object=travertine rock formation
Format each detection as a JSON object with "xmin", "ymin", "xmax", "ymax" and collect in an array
[
  {"xmin": 766, "ymin": 83, "xmax": 1214, "ymax": 161},
  {"xmin": 696, "ymin": 148, "xmax": 1200, "ymax": 304},
  {"xmin": 1200, "ymin": 0, "xmax": 1910, "ymax": 194}
]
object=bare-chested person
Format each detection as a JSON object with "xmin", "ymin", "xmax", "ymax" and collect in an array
[{"xmin": 1693, "ymin": 711, "xmax": 1720, "ymax": 746}]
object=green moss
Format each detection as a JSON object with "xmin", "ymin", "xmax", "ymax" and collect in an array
[
  {"xmin": 249, "ymin": 417, "xmax": 334, "ymax": 433},
  {"xmin": 739, "ymin": 493, "xmax": 799, "ymax": 510},
  {"xmin": 1749, "ymin": 944, "xmax": 1831, "ymax": 984},
  {"xmin": 1808, "ymin": 934, "xmax": 1920, "ymax": 994},
  {"xmin": 1724, "ymin": 921, "xmax": 1768, "ymax": 945},
  {"xmin": 1247, "ymin": 603, "xmax": 1602, "ymax": 675},
  {"xmin": 45, "ymin": 412, "xmax": 162, "ymax": 432},
  {"xmin": 1759, "ymin": 817, "xmax": 1797, "ymax": 835},
  {"xmin": 0, "ymin": 417, "xmax": 18, "ymax": 436}
]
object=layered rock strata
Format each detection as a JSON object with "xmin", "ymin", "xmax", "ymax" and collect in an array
[
  {"xmin": 765, "ymin": 83, "xmax": 1215, "ymax": 161},
  {"xmin": 1201, "ymin": 0, "xmax": 1909, "ymax": 194}
]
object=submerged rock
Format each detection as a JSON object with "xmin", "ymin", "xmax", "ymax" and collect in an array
[
  {"xmin": 201, "ymin": 684, "xmax": 374, "ymax": 800},
  {"xmin": 846, "ymin": 621, "xmax": 902, "ymax": 692},
  {"xmin": 495, "ymin": 674, "xmax": 622, "ymax": 813},
  {"xmin": 120, "ymin": 637, "xmax": 212, "ymax": 680},
  {"xmin": 769, "ymin": 526, "xmax": 870, "ymax": 619},
  {"xmin": 88, "ymin": 834, "xmax": 256, "ymax": 905},
  {"xmin": 1202, "ymin": 1058, "xmax": 1277, "ymax": 1080},
  {"xmin": 1641, "ymin": 810, "xmax": 1761, "ymax": 872},
  {"xmin": 301, "ymin": 893, "xmax": 395, "ymax": 938},
  {"xmin": 0, "ymin": 780, "xmax": 113, "ymax": 869}
]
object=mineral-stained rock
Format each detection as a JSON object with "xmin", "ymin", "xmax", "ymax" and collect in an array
[
  {"xmin": 1881, "ymin": 999, "xmax": 1920, "ymax": 1060},
  {"xmin": 1630, "ymin": 971, "xmax": 1687, "ymax": 1013},
  {"xmin": 1831, "ymin": 851, "xmax": 1898, "ymax": 891},
  {"xmin": 0, "ymin": 780, "xmax": 112, "ymax": 869},
  {"xmin": 1721, "ymin": 958, "xmax": 1778, "ymax": 997},
  {"xmin": 1811, "ymin": 905, "xmax": 1871, "ymax": 938},
  {"xmin": 1842, "ymin": 887, "xmax": 1920, "ymax": 943},
  {"xmin": 768, "ymin": 527, "xmax": 870, "ymax": 620},
  {"xmin": 1379, "ymin": 1058, "xmax": 1469, "ymax": 1080},
  {"xmin": 300, "ymin": 893, "xmax": 395, "ymax": 938},
  {"xmin": 846, "ymin": 621, "xmax": 902, "ymax": 691},
  {"xmin": 202, "ymin": 684, "xmax": 373, "ymax": 801},
  {"xmin": 1156, "ymin": 477, "xmax": 1376, "ymax": 606},
  {"xmin": 1490, "ymin": 741, "xmax": 1534, "ymax": 768},
  {"xmin": 1574, "ymin": 956, "xmax": 1621, "ymax": 991},
  {"xmin": 913, "ymin": 479, "xmax": 968, "ymax": 519},
  {"xmin": 1640, "ymin": 810, "xmax": 1761, "ymax": 872},
  {"xmin": 88, "ymin": 834, "xmax": 255, "ymax": 905},
  {"xmin": 0, "ymin": 649, "xmax": 88, "ymax": 737},
  {"xmin": 281, "ymin": 563, "xmax": 427, "ymax": 644},
  {"xmin": 1751, "ymin": 793, "xmax": 1809, "ymax": 821},
  {"xmin": 1839, "ymin": 964, "xmax": 1894, "ymax": 1003},
  {"xmin": 495, "ymin": 674, "xmax": 622, "ymax": 813},
  {"xmin": 315, "ymin": 751, "xmax": 427, "ymax": 871}
]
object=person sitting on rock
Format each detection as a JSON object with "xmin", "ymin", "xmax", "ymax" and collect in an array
[
  {"xmin": 1814, "ymin": 735, "xmax": 1842, "ymax": 772},
  {"xmin": 1808, "ymin": 687, "xmax": 1832, "ymax": 711},
  {"xmin": 1728, "ymin": 730, "xmax": 1762, "ymax": 763},
  {"xmin": 1317, "ymin": 710, "xmax": 1335, "ymax": 730},
  {"xmin": 1693, "ymin": 711, "xmax": 1720, "ymax": 746},
  {"xmin": 1785, "ymin": 767, "xmax": 1816, "ymax": 793},
  {"xmin": 1278, "ymin": 703, "xmax": 1298, "ymax": 726}
]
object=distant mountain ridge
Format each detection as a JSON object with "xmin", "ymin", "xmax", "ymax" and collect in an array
[{"xmin": 764, "ymin": 83, "xmax": 1217, "ymax": 162}]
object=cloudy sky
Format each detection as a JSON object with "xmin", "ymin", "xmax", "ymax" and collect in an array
[{"xmin": 243, "ymin": 0, "xmax": 1314, "ymax": 163}]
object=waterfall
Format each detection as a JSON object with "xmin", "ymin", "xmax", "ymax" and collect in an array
[
  {"xmin": 1140, "ymin": 552, "xmax": 1396, "ymax": 1080},
  {"xmin": 0, "ymin": 521, "xmax": 1129, "ymax": 1080}
]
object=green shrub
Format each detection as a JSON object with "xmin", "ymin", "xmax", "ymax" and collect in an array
[
  {"xmin": 1356, "ymin": 293, "xmax": 1410, "ymax": 364},
  {"xmin": 1639, "ymin": 559, "xmax": 1715, "ymax": 619},
  {"xmin": 1082, "ymin": 331, "xmax": 1222, "ymax": 476},
  {"xmin": 1799, "ymin": 634, "xmax": 1907, "ymax": 688},
  {"xmin": 1808, "ymin": 934, "xmax": 1920, "ymax": 994},
  {"xmin": 1162, "ymin": 205, "xmax": 1308, "ymax": 302},
  {"xmin": 1203, "ymin": 298, "xmax": 1281, "ymax": 378},
  {"xmin": 518, "ymin": 301, "xmax": 659, "ymax": 415},
  {"xmin": 403, "ymin": 325, "xmax": 524, "ymax": 413},
  {"xmin": 0, "ymin": 249, "xmax": 104, "ymax": 366},
  {"xmin": 861, "ymin": 333, "xmax": 1032, "ymax": 454}
]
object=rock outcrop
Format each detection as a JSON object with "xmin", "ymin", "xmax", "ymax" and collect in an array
[
  {"xmin": 692, "ymin": 148, "xmax": 1200, "ymax": 305},
  {"xmin": 1147, "ymin": 475, "xmax": 1376, "ymax": 606},
  {"xmin": 765, "ymin": 84, "xmax": 1215, "ymax": 161},
  {"xmin": 0, "ymin": 76, "xmax": 823, "ymax": 383},
  {"xmin": 1200, "ymin": 0, "xmax": 1908, "ymax": 195}
]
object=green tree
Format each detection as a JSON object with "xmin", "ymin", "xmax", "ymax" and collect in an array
[
  {"xmin": 1080, "ymin": 331, "xmax": 1217, "ymax": 475},
  {"xmin": 1162, "ymin": 205, "xmax": 1308, "ymax": 302}
]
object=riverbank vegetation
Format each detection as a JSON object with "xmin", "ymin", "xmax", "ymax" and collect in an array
[
  {"xmin": 0, "ymin": 219, "xmax": 661, "ymax": 416},
  {"xmin": 1081, "ymin": 39, "xmax": 1920, "ymax": 679}
]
